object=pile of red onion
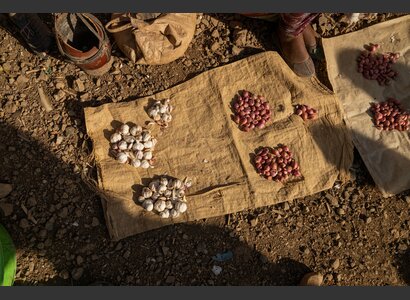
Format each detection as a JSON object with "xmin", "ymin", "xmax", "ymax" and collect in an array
[
  {"xmin": 254, "ymin": 145, "xmax": 302, "ymax": 182},
  {"xmin": 294, "ymin": 104, "xmax": 318, "ymax": 121},
  {"xmin": 370, "ymin": 98, "xmax": 409, "ymax": 131},
  {"xmin": 357, "ymin": 44, "xmax": 400, "ymax": 86},
  {"xmin": 232, "ymin": 90, "xmax": 271, "ymax": 131}
]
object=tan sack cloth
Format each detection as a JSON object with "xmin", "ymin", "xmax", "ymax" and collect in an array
[
  {"xmin": 106, "ymin": 13, "xmax": 197, "ymax": 64},
  {"xmin": 84, "ymin": 51, "xmax": 353, "ymax": 241},
  {"xmin": 322, "ymin": 15, "xmax": 410, "ymax": 197}
]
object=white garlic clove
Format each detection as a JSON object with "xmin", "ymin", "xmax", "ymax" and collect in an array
[
  {"xmin": 137, "ymin": 195, "xmax": 145, "ymax": 203},
  {"xmin": 160, "ymin": 177, "xmax": 168, "ymax": 186},
  {"xmin": 143, "ymin": 141, "xmax": 153, "ymax": 149},
  {"xmin": 141, "ymin": 160, "xmax": 150, "ymax": 169},
  {"xmin": 129, "ymin": 126, "xmax": 138, "ymax": 136},
  {"xmin": 153, "ymin": 114, "xmax": 161, "ymax": 121},
  {"xmin": 142, "ymin": 187, "xmax": 153, "ymax": 198},
  {"xmin": 162, "ymin": 113, "xmax": 172, "ymax": 123},
  {"xmin": 159, "ymin": 209, "xmax": 170, "ymax": 219},
  {"xmin": 148, "ymin": 181, "xmax": 158, "ymax": 193},
  {"xmin": 131, "ymin": 159, "xmax": 141, "ymax": 168},
  {"xmin": 111, "ymin": 143, "xmax": 119, "ymax": 150},
  {"xmin": 116, "ymin": 152, "xmax": 128, "ymax": 164},
  {"xmin": 158, "ymin": 196, "xmax": 167, "ymax": 202},
  {"xmin": 143, "ymin": 151, "xmax": 153, "ymax": 160},
  {"xmin": 151, "ymin": 138, "xmax": 158, "ymax": 147},
  {"xmin": 165, "ymin": 200, "xmax": 173, "ymax": 209},
  {"xmin": 118, "ymin": 140, "xmax": 128, "ymax": 151},
  {"xmin": 151, "ymin": 192, "xmax": 160, "ymax": 201},
  {"xmin": 159, "ymin": 105, "xmax": 167, "ymax": 114},
  {"xmin": 134, "ymin": 142, "xmax": 145, "ymax": 151},
  {"xmin": 170, "ymin": 209, "xmax": 179, "ymax": 218},
  {"xmin": 175, "ymin": 201, "xmax": 187, "ymax": 213},
  {"xmin": 142, "ymin": 132, "xmax": 151, "ymax": 142},
  {"xmin": 123, "ymin": 135, "xmax": 135, "ymax": 143},
  {"xmin": 136, "ymin": 150, "xmax": 144, "ymax": 160},
  {"xmin": 154, "ymin": 200, "xmax": 166, "ymax": 212},
  {"xmin": 167, "ymin": 179, "xmax": 175, "ymax": 189},
  {"xmin": 149, "ymin": 109, "xmax": 159, "ymax": 118},
  {"xmin": 110, "ymin": 132, "xmax": 122, "ymax": 143},
  {"xmin": 183, "ymin": 178, "xmax": 193, "ymax": 188},
  {"xmin": 120, "ymin": 124, "xmax": 130, "ymax": 135},
  {"xmin": 176, "ymin": 189, "xmax": 185, "ymax": 197},
  {"xmin": 164, "ymin": 189, "xmax": 172, "ymax": 198},
  {"xmin": 127, "ymin": 142, "xmax": 134, "ymax": 150},
  {"xmin": 174, "ymin": 179, "xmax": 183, "ymax": 189},
  {"xmin": 158, "ymin": 184, "xmax": 167, "ymax": 193},
  {"xmin": 142, "ymin": 200, "xmax": 154, "ymax": 211}
]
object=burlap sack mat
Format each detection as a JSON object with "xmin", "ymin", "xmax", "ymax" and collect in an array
[
  {"xmin": 322, "ymin": 16, "xmax": 410, "ymax": 197},
  {"xmin": 84, "ymin": 51, "xmax": 353, "ymax": 241}
]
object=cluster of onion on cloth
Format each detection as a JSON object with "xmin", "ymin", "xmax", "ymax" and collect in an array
[
  {"xmin": 109, "ymin": 124, "xmax": 157, "ymax": 168},
  {"xmin": 294, "ymin": 104, "xmax": 318, "ymax": 121},
  {"xmin": 356, "ymin": 43, "xmax": 400, "ymax": 86},
  {"xmin": 253, "ymin": 145, "xmax": 302, "ymax": 182},
  {"xmin": 232, "ymin": 90, "xmax": 272, "ymax": 131},
  {"xmin": 370, "ymin": 98, "xmax": 409, "ymax": 131}
]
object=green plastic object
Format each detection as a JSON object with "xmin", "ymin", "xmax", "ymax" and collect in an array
[{"xmin": 0, "ymin": 224, "xmax": 16, "ymax": 286}]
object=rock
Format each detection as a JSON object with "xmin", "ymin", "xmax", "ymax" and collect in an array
[
  {"xmin": 19, "ymin": 218, "xmax": 30, "ymax": 229},
  {"xmin": 336, "ymin": 208, "xmax": 345, "ymax": 216},
  {"xmin": 71, "ymin": 268, "xmax": 84, "ymax": 280},
  {"xmin": 300, "ymin": 272, "xmax": 323, "ymax": 286},
  {"xmin": 55, "ymin": 136, "xmax": 64, "ymax": 146},
  {"xmin": 76, "ymin": 256, "xmax": 84, "ymax": 265},
  {"xmin": 16, "ymin": 75, "xmax": 29, "ymax": 87},
  {"xmin": 59, "ymin": 270, "xmax": 70, "ymax": 280},
  {"xmin": 211, "ymin": 29, "xmax": 220, "ymax": 38},
  {"xmin": 2, "ymin": 62, "xmax": 12, "ymax": 73},
  {"xmin": 398, "ymin": 244, "xmax": 408, "ymax": 252},
  {"xmin": 165, "ymin": 275, "xmax": 175, "ymax": 284},
  {"xmin": 331, "ymin": 258, "xmax": 340, "ymax": 270},
  {"xmin": 75, "ymin": 79, "xmax": 85, "ymax": 92},
  {"xmin": 232, "ymin": 45, "xmax": 242, "ymax": 55},
  {"xmin": 162, "ymin": 246, "xmax": 169, "ymax": 256},
  {"xmin": 0, "ymin": 202, "xmax": 13, "ymax": 216},
  {"xmin": 55, "ymin": 82, "xmax": 65, "ymax": 89},
  {"xmin": 233, "ymin": 29, "xmax": 248, "ymax": 47},
  {"xmin": 38, "ymin": 229, "xmax": 47, "ymax": 239},
  {"xmin": 210, "ymin": 42, "xmax": 220, "ymax": 52},
  {"xmin": 405, "ymin": 196, "xmax": 410, "ymax": 205},
  {"xmin": 58, "ymin": 207, "xmax": 68, "ymax": 218},
  {"xmin": 325, "ymin": 193, "xmax": 339, "ymax": 207},
  {"xmin": 91, "ymin": 217, "xmax": 100, "ymax": 227},
  {"xmin": 365, "ymin": 216, "xmax": 372, "ymax": 224},
  {"xmin": 80, "ymin": 92, "xmax": 90, "ymax": 102},
  {"xmin": 283, "ymin": 202, "xmax": 290, "ymax": 211},
  {"xmin": 250, "ymin": 217, "xmax": 258, "ymax": 227},
  {"xmin": 0, "ymin": 186, "xmax": 12, "ymax": 201}
]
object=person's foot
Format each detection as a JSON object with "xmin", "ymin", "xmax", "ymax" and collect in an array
[
  {"xmin": 277, "ymin": 26, "xmax": 315, "ymax": 77},
  {"xmin": 302, "ymin": 24, "xmax": 318, "ymax": 55},
  {"xmin": 8, "ymin": 13, "xmax": 52, "ymax": 54}
]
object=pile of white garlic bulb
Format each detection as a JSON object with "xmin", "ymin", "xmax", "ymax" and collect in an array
[
  {"xmin": 147, "ymin": 98, "xmax": 173, "ymax": 127},
  {"xmin": 110, "ymin": 123, "xmax": 157, "ymax": 169},
  {"xmin": 138, "ymin": 176, "xmax": 192, "ymax": 219}
]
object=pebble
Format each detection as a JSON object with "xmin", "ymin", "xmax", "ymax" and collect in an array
[
  {"xmin": 300, "ymin": 272, "xmax": 323, "ymax": 286},
  {"xmin": 365, "ymin": 216, "xmax": 372, "ymax": 224},
  {"xmin": 405, "ymin": 196, "xmax": 410, "ymax": 205},
  {"xmin": 59, "ymin": 270, "xmax": 70, "ymax": 280},
  {"xmin": 55, "ymin": 82, "xmax": 65, "ymax": 89},
  {"xmin": 331, "ymin": 258, "xmax": 340, "ymax": 270},
  {"xmin": 0, "ymin": 183, "xmax": 13, "ymax": 198},
  {"xmin": 232, "ymin": 45, "xmax": 242, "ymax": 55},
  {"xmin": 165, "ymin": 275, "xmax": 175, "ymax": 284},
  {"xmin": 91, "ymin": 217, "xmax": 100, "ymax": 227},
  {"xmin": 0, "ymin": 203, "xmax": 13, "ymax": 216},
  {"xmin": 337, "ymin": 208, "xmax": 345, "ymax": 216},
  {"xmin": 19, "ymin": 218, "xmax": 30, "ymax": 229},
  {"xmin": 250, "ymin": 217, "xmax": 258, "ymax": 227},
  {"xmin": 283, "ymin": 202, "xmax": 290, "ymax": 211},
  {"xmin": 210, "ymin": 42, "xmax": 220, "ymax": 52},
  {"xmin": 76, "ymin": 256, "xmax": 84, "ymax": 265},
  {"xmin": 71, "ymin": 268, "xmax": 84, "ymax": 280},
  {"xmin": 75, "ymin": 79, "xmax": 85, "ymax": 92},
  {"xmin": 325, "ymin": 193, "xmax": 339, "ymax": 207},
  {"xmin": 55, "ymin": 136, "xmax": 64, "ymax": 146}
]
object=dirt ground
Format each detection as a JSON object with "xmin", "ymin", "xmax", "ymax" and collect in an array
[{"xmin": 0, "ymin": 13, "xmax": 409, "ymax": 286}]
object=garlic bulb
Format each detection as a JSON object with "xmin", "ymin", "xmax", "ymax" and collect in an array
[
  {"xmin": 137, "ymin": 176, "xmax": 191, "ymax": 218},
  {"xmin": 147, "ymin": 98, "xmax": 174, "ymax": 127},
  {"xmin": 138, "ymin": 196, "xmax": 145, "ymax": 203},
  {"xmin": 110, "ymin": 132, "xmax": 122, "ymax": 143},
  {"xmin": 117, "ymin": 152, "xmax": 128, "ymax": 164},
  {"xmin": 119, "ymin": 124, "xmax": 130, "ymax": 135},
  {"xmin": 154, "ymin": 200, "xmax": 166, "ymax": 212},
  {"xmin": 142, "ymin": 200, "xmax": 153, "ymax": 211},
  {"xmin": 109, "ymin": 123, "xmax": 157, "ymax": 169},
  {"xmin": 175, "ymin": 201, "xmax": 187, "ymax": 213},
  {"xmin": 160, "ymin": 209, "xmax": 170, "ymax": 219}
]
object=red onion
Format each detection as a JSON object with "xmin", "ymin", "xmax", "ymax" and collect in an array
[
  {"xmin": 294, "ymin": 104, "xmax": 318, "ymax": 121},
  {"xmin": 370, "ymin": 98, "xmax": 409, "ymax": 131}
]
